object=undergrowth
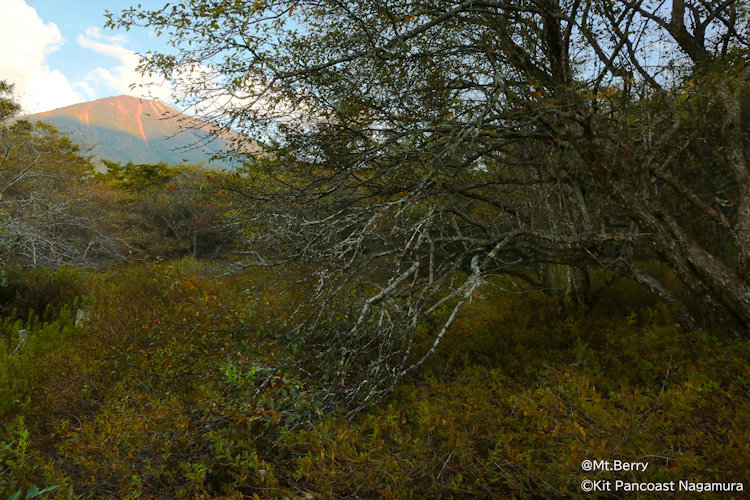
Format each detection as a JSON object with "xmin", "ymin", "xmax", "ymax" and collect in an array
[{"xmin": 0, "ymin": 261, "xmax": 747, "ymax": 498}]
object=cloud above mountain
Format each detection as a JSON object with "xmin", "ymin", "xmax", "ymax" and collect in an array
[
  {"xmin": 0, "ymin": 0, "xmax": 173, "ymax": 114},
  {"xmin": 0, "ymin": 0, "xmax": 83, "ymax": 113},
  {"xmin": 77, "ymin": 27, "xmax": 173, "ymax": 104}
]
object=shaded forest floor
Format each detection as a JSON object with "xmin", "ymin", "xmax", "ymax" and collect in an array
[{"xmin": 1, "ymin": 260, "xmax": 748, "ymax": 498}]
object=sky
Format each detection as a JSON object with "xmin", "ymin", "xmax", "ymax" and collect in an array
[{"xmin": 0, "ymin": 0, "xmax": 176, "ymax": 114}]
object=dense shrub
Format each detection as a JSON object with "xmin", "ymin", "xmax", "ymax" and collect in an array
[
  {"xmin": 0, "ymin": 267, "xmax": 85, "ymax": 321},
  {"xmin": 285, "ymin": 315, "xmax": 749, "ymax": 497},
  {"xmin": 0, "ymin": 262, "xmax": 747, "ymax": 498}
]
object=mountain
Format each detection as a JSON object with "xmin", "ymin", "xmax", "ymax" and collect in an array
[{"xmin": 20, "ymin": 95, "xmax": 247, "ymax": 169}]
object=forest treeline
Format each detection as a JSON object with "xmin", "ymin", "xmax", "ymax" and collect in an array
[{"xmin": 1, "ymin": 83, "xmax": 238, "ymax": 268}]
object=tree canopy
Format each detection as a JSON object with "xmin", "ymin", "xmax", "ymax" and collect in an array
[{"xmin": 108, "ymin": 0, "xmax": 750, "ymax": 407}]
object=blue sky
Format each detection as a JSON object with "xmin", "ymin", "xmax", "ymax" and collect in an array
[{"xmin": 0, "ymin": 0, "xmax": 177, "ymax": 114}]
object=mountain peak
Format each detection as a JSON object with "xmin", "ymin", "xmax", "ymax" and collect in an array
[{"xmin": 21, "ymin": 96, "xmax": 243, "ymax": 168}]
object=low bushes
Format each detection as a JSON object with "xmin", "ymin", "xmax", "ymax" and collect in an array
[{"xmin": 0, "ymin": 262, "xmax": 747, "ymax": 497}]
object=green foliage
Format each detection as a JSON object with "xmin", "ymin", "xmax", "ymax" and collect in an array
[
  {"xmin": 0, "ymin": 262, "xmax": 747, "ymax": 497},
  {"xmin": 100, "ymin": 160, "xmax": 175, "ymax": 191},
  {"xmin": 0, "ymin": 80, "xmax": 21, "ymax": 122},
  {"xmin": 0, "ymin": 267, "xmax": 85, "ymax": 320},
  {"xmin": 97, "ymin": 160, "xmax": 237, "ymax": 259},
  {"xmin": 281, "ymin": 297, "xmax": 750, "ymax": 497},
  {"xmin": 1, "ymin": 425, "xmax": 61, "ymax": 500}
]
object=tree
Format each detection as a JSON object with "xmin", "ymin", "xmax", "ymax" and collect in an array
[
  {"xmin": 0, "ymin": 81, "xmax": 123, "ymax": 267},
  {"xmin": 99, "ymin": 160, "xmax": 237, "ymax": 259},
  {"xmin": 109, "ymin": 1, "xmax": 750, "ymax": 407}
]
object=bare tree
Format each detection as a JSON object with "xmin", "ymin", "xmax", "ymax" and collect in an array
[
  {"xmin": 1, "ymin": 82, "xmax": 124, "ymax": 267},
  {"xmin": 109, "ymin": 0, "xmax": 750, "ymax": 408}
]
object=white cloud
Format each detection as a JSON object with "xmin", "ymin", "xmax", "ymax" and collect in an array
[
  {"xmin": 76, "ymin": 26, "xmax": 174, "ymax": 105},
  {"xmin": 0, "ymin": 0, "xmax": 251, "ymax": 118},
  {"xmin": 83, "ymin": 26, "xmax": 128, "ymax": 45},
  {"xmin": 0, "ymin": 0, "xmax": 175, "ymax": 115},
  {"xmin": 172, "ymin": 68, "xmax": 315, "ymax": 128},
  {"xmin": 73, "ymin": 80, "xmax": 97, "ymax": 99},
  {"xmin": 0, "ymin": 0, "xmax": 83, "ymax": 113}
]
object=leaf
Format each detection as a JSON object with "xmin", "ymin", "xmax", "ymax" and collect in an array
[
  {"xmin": 574, "ymin": 422, "xmax": 587, "ymax": 437},
  {"xmin": 25, "ymin": 485, "xmax": 62, "ymax": 499}
]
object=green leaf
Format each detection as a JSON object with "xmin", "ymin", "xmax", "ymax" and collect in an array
[{"xmin": 25, "ymin": 485, "xmax": 60, "ymax": 499}]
